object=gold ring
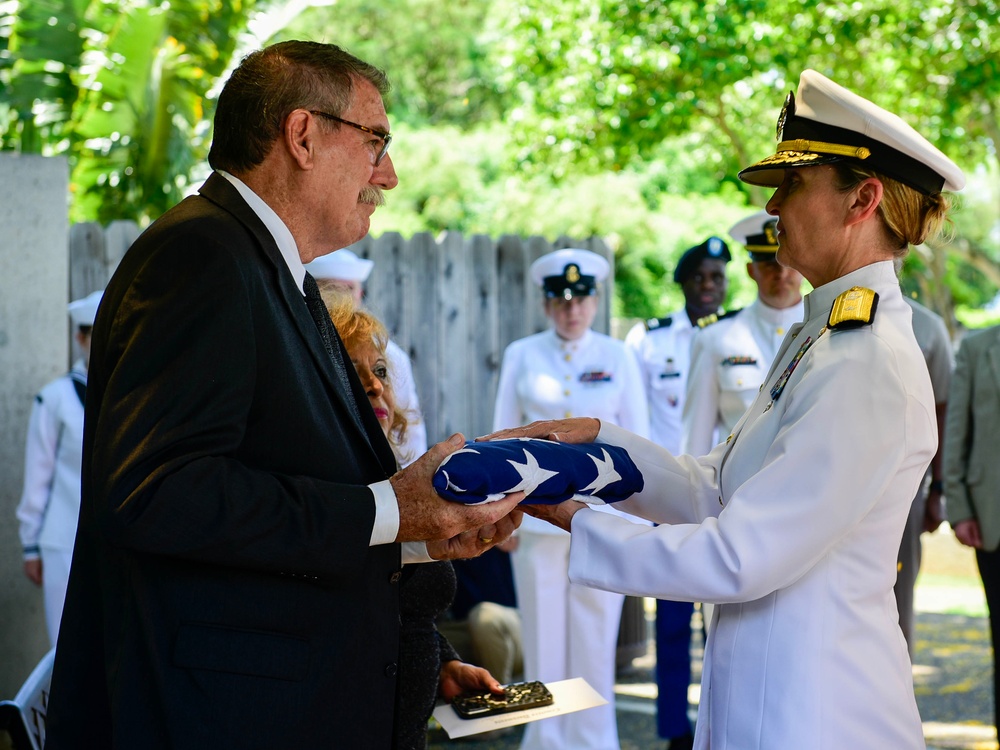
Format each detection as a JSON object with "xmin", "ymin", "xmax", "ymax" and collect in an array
[{"xmin": 479, "ymin": 536, "xmax": 493, "ymax": 545}]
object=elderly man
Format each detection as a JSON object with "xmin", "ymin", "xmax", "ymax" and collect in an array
[{"xmin": 44, "ymin": 41, "xmax": 520, "ymax": 750}]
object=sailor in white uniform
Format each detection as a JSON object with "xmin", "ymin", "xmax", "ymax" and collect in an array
[
  {"xmin": 624, "ymin": 237, "xmax": 731, "ymax": 454},
  {"xmin": 17, "ymin": 290, "xmax": 103, "ymax": 646},
  {"xmin": 682, "ymin": 211, "xmax": 804, "ymax": 456},
  {"xmin": 306, "ymin": 249, "xmax": 427, "ymax": 465},
  {"xmin": 491, "ymin": 69, "xmax": 965, "ymax": 750},
  {"xmin": 494, "ymin": 248, "xmax": 648, "ymax": 750}
]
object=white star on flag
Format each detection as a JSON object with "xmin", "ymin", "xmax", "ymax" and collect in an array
[
  {"xmin": 580, "ymin": 448, "xmax": 622, "ymax": 494},
  {"xmin": 504, "ymin": 448, "xmax": 560, "ymax": 497}
]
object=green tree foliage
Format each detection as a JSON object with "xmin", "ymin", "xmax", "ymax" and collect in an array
[
  {"xmin": 273, "ymin": 0, "xmax": 511, "ymax": 127},
  {"xmin": 1, "ymin": 0, "xmax": 259, "ymax": 223}
]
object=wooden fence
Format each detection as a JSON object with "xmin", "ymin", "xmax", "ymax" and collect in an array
[{"xmin": 69, "ymin": 223, "xmax": 615, "ymax": 445}]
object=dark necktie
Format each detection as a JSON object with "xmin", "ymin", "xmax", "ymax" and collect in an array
[{"xmin": 302, "ymin": 272, "xmax": 363, "ymax": 425}]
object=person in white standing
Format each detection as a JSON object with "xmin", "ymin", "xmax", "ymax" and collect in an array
[
  {"xmin": 17, "ymin": 289, "xmax": 103, "ymax": 646},
  {"xmin": 306, "ymin": 248, "xmax": 427, "ymax": 464},
  {"xmin": 682, "ymin": 211, "xmax": 804, "ymax": 456},
  {"xmin": 624, "ymin": 237, "xmax": 731, "ymax": 749},
  {"xmin": 493, "ymin": 247, "xmax": 649, "ymax": 750},
  {"xmin": 488, "ymin": 69, "xmax": 964, "ymax": 749}
]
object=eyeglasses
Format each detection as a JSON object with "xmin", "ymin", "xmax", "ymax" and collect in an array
[{"xmin": 310, "ymin": 110, "xmax": 392, "ymax": 165}]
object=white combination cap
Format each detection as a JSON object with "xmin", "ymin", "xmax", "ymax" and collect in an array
[
  {"xmin": 728, "ymin": 210, "xmax": 779, "ymax": 261},
  {"xmin": 530, "ymin": 248, "xmax": 610, "ymax": 299},
  {"xmin": 306, "ymin": 249, "xmax": 374, "ymax": 282},
  {"xmin": 739, "ymin": 69, "xmax": 965, "ymax": 195},
  {"xmin": 68, "ymin": 290, "xmax": 103, "ymax": 329}
]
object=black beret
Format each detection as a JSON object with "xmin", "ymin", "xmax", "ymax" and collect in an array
[{"xmin": 673, "ymin": 236, "xmax": 732, "ymax": 283}]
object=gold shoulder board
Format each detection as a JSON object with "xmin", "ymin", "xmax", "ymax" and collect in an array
[
  {"xmin": 697, "ymin": 313, "xmax": 719, "ymax": 329},
  {"xmin": 828, "ymin": 286, "xmax": 879, "ymax": 329}
]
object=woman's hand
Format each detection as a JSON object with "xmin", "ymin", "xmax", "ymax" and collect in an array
[
  {"xmin": 478, "ymin": 418, "xmax": 601, "ymax": 445},
  {"xmin": 438, "ymin": 660, "xmax": 504, "ymax": 701}
]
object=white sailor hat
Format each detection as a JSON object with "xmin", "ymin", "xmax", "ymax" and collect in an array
[
  {"xmin": 68, "ymin": 290, "xmax": 103, "ymax": 329},
  {"xmin": 305, "ymin": 249, "xmax": 374, "ymax": 282},
  {"xmin": 729, "ymin": 210, "xmax": 780, "ymax": 262},
  {"xmin": 739, "ymin": 70, "xmax": 965, "ymax": 195},
  {"xmin": 530, "ymin": 248, "xmax": 610, "ymax": 299}
]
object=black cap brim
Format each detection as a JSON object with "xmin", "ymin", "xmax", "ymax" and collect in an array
[{"xmin": 737, "ymin": 150, "xmax": 842, "ymax": 188}]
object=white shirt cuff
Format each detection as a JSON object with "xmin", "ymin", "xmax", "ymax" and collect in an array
[
  {"xmin": 368, "ymin": 479, "xmax": 431, "ymax": 560},
  {"xmin": 369, "ymin": 479, "xmax": 400, "ymax": 546}
]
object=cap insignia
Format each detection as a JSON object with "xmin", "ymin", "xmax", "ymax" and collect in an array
[
  {"xmin": 566, "ymin": 264, "xmax": 581, "ymax": 283},
  {"xmin": 776, "ymin": 91, "xmax": 795, "ymax": 141},
  {"xmin": 828, "ymin": 286, "xmax": 879, "ymax": 329},
  {"xmin": 764, "ymin": 222, "xmax": 777, "ymax": 245},
  {"xmin": 707, "ymin": 237, "xmax": 723, "ymax": 256}
]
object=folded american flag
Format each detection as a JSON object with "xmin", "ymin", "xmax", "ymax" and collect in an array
[{"xmin": 433, "ymin": 438, "xmax": 644, "ymax": 505}]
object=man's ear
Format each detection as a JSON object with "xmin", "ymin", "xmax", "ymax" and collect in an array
[
  {"xmin": 283, "ymin": 109, "xmax": 316, "ymax": 170},
  {"xmin": 845, "ymin": 177, "xmax": 883, "ymax": 227}
]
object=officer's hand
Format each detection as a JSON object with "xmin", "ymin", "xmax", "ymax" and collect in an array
[
  {"xmin": 478, "ymin": 418, "xmax": 601, "ymax": 445},
  {"xmin": 521, "ymin": 499, "xmax": 587, "ymax": 533}
]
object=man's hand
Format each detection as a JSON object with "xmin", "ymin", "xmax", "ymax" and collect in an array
[
  {"xmin": 953, "ymin": 518, "xmax": 983, "ymax": 549},
  {"xmin": 24, "ymin": 559, "xmax": 42, "ymax": 586},
  {"xmin": 478, "ymin": 418, "xmax": 600, "ymax": 445},
  {"xmin": 427, "ymin": 508, "xmax": 523, "ymax": 560},
  {"xmin": 521, "ymin": 499, "xmax": 587, "ymax": 533},
  {"xmin": 391, "ymin": 433, "xmax": 524, "ymax": 544}
]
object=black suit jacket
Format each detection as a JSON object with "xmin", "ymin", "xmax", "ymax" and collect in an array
[{"xmin": 46, "ymin": 174, "xmax": 402, "ymax": 749}]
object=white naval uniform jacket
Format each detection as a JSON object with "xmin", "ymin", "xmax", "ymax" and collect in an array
[
  {"xmin": 16, "ymin": 362, "xmax": 87, "ymax": 557},
  {"xmin": 494, "ymin": 327, "xmax": 649, "ymax": 535},
  {"xmin": 683, "ymin": 299, "xmax": 804, "ymax": 456},
  {"xmin": 625, "ymin": 310, "xmax": 696, "ymax": 453},
  {"xmin": 568, "ymin": 262, "xmax": 931, "ymax": 749}
]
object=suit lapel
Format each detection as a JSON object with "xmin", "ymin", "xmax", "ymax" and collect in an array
[{"xmin": 198, "ymin": 174, "xmax": 397, "ymax": 475}]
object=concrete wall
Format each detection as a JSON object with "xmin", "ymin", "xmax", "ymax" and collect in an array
[{"xmin": 0, "ymin": 154, "xmax": 69, "ymax": 697}]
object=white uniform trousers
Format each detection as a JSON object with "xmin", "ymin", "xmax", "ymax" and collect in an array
[
  {"xmin": 40, "ymin": 546, "xmax": 73, "ymax": 646},
  {"xmin": 512, "ymin": 531, "xmax": 623, "ymax": 750}
]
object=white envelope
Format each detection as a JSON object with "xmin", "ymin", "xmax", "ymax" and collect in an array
[{"xmin": 432, "ymin": 677, "xmax": 608, "ymax": 739}]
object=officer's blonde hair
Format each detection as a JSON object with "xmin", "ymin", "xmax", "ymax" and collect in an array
[{"xmin": 833, "ymin": 162, "xmax": 952, "ymax": 255}]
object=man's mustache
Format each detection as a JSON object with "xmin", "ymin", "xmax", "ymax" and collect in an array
[{"xmin": 360, "ymin": 187, "xmax": 385, "ymax": 207}]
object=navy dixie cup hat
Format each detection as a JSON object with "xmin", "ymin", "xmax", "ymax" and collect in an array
[
  {"xmin": 738, "ymin": 69, "xmax": 965, "ymax": 195},
  {"xmin": 673, "ymin": 236, "xmax": 732, "ymax": 284},
  {"xmin": 729, "ymin": 210, "xmax": 780, "ymax": 262},
  {"xmin": 531, "ymin": 248, "xmax": 610, "ymax": 300}
]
